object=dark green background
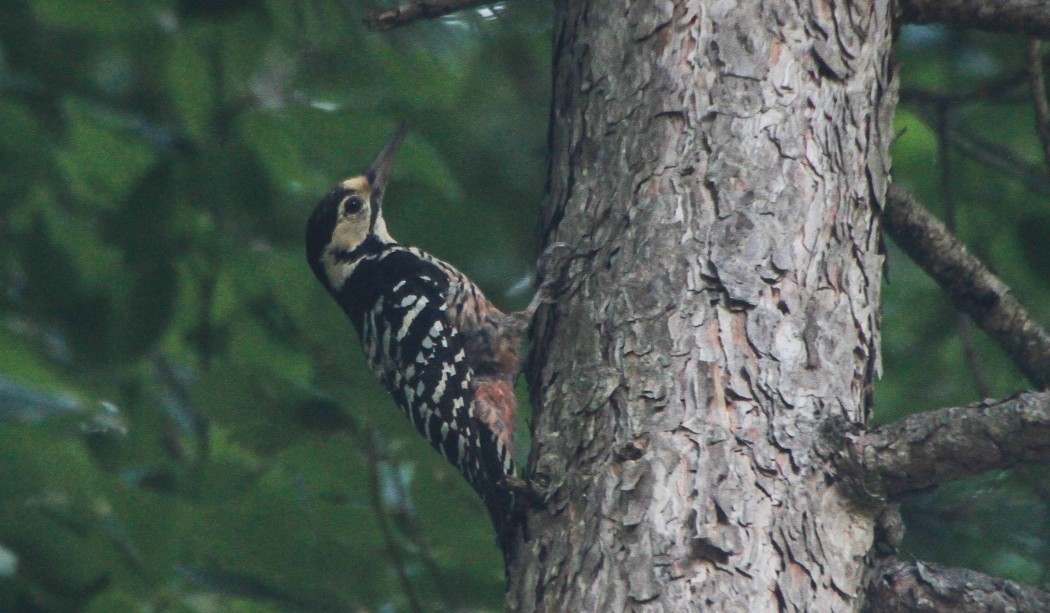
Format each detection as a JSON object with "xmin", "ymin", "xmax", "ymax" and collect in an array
[{"xmin": 0, "ymin": 2, "xmax": 1046, "ymax": 610}]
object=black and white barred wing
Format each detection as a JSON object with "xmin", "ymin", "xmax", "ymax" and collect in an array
[{"xmin": 358, "ymin": 261, "xmax": 514, "ymax": 508}]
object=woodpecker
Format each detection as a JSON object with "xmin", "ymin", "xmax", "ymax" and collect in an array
[{"xmin": 305, "ymin": 126, "xmax": 531, "ymax": 555}]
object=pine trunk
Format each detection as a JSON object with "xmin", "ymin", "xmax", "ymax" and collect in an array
[{"xmin": 508, "ymin": 0, "xmax": 896, "ymax": 610}]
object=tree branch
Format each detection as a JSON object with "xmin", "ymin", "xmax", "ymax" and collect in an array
[
  {"xmin": 899, "ymin": 0, "xmax": 1050, "ymax": 38},
  {"xmin": 365, "ymin": 440, "xmax": 424, "ymax": 613},
  {"xmin": 831, "ymin": 390, "xmax": 1050, "ymax": 499},
  {"xmin": 900, "ymin": 90, "xmax": 1050, "ymax": 197},
  {"xmin": 935, "ymin": 107, "xmax": 994, "ymax": 398},
  {"xmin": 899, "ymin": 68, "xmax": 1031, "ymax": 107},
  {"xmin": 364, "ymin": 0, "xmax": 498, "ymax": 31},
  {"xmin": 865, "ymin": 557, "xmax": 1050, "ymax": 612},
  {"xmin": 1027, "ymin": 40, "xmax": 1050, "ymax": 173},
  {"xmin": 945, "ymin": 128, "xmax": 1050, "ymax": 197},
  {"xmin": 884, "ymin": 185, "xmax": 1050, "ymax": 390},
  {"xmin": 899, "ymin": 90, "xmax": 1050, "ymax": 196}
]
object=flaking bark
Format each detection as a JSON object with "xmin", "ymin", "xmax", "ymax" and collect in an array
[
  {"xmin": 864, "ymin": 558, "xmax": 1050, "ymax": 612},
  {"xmin": 345, "ymin": 0, "xmax": 1050, "ymax": 608},
  {"xmin": 825, "ymin": 390, "xmax": 1050, "ymax": 500},
  {"xmin": 510, "ymin": 1, "xmax": 895, "ymax": 610}
]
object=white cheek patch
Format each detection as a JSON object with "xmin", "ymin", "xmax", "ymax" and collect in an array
[
  {"xmin": 321, "ymin": 215, "xmax": 370, "ymax": 290},
  {"xmin": 322, "ymin": 250, "xmax": 351, "ymax": 291},
  {"xmin": 331, "ymin": 214, "xmax": 370, "ymax": 251}
]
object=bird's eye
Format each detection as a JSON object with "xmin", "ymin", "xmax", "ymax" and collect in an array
[{"xmin": 344, "ymin": 195, "xmax": 365, "ymax": 215}]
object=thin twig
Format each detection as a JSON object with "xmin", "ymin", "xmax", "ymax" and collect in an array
[
  {"xmin": 1027, "ymin": 39, "xmax": 1050, "ymax": 174},
  {"xmin": 365, "ymin": 0, "xmax": 499, "ymax": 31},
  {"xmin": 958, "ymin": 317, "xmax": 992, "ymax": 398},
  {"xmin": 884, "ymin": 185, "xmax": 1050, "ymax": 390},
  {"xmin": 946, "ymin": 128, "xmax": 1050, "ymax": 198},
  {"xmin": 366, "ymin": 438, "xmax": 424, "ymax": 613},
  {"xmin": 385, "ymin": 462, "xmax": 461, "ymax": 610},
  {"xmin": 937, "ymin": 106, "xmax": 993, "ymax": 398},
  {"xmin": 937, "ymin": 107, "xmax": 956, "ymax": 232},
  {"xmin": 899, "ymin": 70, "xmax": 1030, "ymax": 107},
  {"xmin": 901, "ymin": 95, "xmax": 1050, "ymax": 196}
]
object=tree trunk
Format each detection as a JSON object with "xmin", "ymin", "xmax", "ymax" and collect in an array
[{"xmin": 508, "ymin": 0, "xmax": 896, "ymax": 610}]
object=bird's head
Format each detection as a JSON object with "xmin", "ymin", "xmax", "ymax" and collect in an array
[{"xmin": 306, "ymin": 124, "xmax": 407, "ymax": 290}]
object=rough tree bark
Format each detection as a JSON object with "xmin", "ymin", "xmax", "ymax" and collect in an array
[
  {"xmin": 362, "ymin": 0, "xmax": 1050, "ymax": 609},
  {"xmin": 359, "ymin": 0, "xmax": 1050, "ymax": 609},
  {"xmin": 508, "ymin": 1, "xmax": 895, "ymax": 611}
]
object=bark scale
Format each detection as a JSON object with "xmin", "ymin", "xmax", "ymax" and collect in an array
[{"xmin": 509, "ymin": 1, "xmax": 896, "ymax": 611}]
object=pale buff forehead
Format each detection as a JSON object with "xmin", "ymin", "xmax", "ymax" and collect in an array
[{"xmin": 340, "ymin": 176, "xmax": 371, "ymax": 195}]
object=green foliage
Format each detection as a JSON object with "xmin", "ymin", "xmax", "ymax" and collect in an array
[
  {"xmin": 1, "ymin": 2, "xmax": 1048, "ymax": 610},
  {"xmin": 0, "ymin": 1, "xmax": 548, "ymax": 610}
]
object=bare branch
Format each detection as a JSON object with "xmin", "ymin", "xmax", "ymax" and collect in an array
[
  {"xmin": 935, "ymin": 108, "xmax": 994, "ymax": 397},
  {"xmin": 899, "ymin": 69, "xmax": 1030, "ymax": 107},
  {"xmin": 827, "ymin": 390, "xmax": 1050, "ymax": 499},
  {"xmin": 899, "ymin": 92, "xmax": 1050, "ymax": 196},
  {"xmin": 865, "ymin": 557, "xmax": 1050, "ymax": 612},
  {"xmin": 364, "ymin": 0, "xmax": 498, "ymax": 31},
  {"xmin": 900, "ymin": 0, "xmax": 1050, "ymax": 38},
  {"xmin": 958, "ymin": 316, "xmax": 993, "ymax": 397},
  {"xmin": 1027, "ymin": 39, "xmax": 1050, "ymax": 173},
  {"xmin": 945, "ymin": 128, "xmax": 1050, "ymax": 197},
  {"xmin": 885, "ymin": 185, "xmax": 1050, "ymax": 390},
  {"xmin": 366, "ymin": 439, "xmax": 424, "ymax": 613}
]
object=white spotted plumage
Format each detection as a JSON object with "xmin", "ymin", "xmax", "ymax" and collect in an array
[{"xmin": 305, "ymin": 126, "xmax": 528, "ymax": 558}]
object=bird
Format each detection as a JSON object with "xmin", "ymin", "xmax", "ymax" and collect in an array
[{"xmin": 304, "ymin": 125, "xmax": 534, "ymax": 557}]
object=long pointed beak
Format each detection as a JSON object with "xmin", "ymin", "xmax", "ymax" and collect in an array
[{"xmin": 366, "ymin": 123, "xmax": 408, "ymax": 200}]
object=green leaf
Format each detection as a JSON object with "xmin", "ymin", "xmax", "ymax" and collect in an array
[
  {"xmin": 29, "ymin": 0, "xmax": 150, "ymax": 33},
  {"xmin": 57, "ymin": 102, "xmax": 157, "ymax": 211},
  {"xmin": 166, "ymin": 36, "xmax": 216, "ymax": 141}
]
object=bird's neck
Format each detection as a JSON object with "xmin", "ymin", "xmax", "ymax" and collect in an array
[{"xmin": 323, "ymin": 233, "xmax": 396, "ymax": 293}]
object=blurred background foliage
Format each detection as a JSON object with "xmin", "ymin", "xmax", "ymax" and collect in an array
[
  {"xmin": 886, "ymin": 28, "xmax": 1050, "ymax": 590},
  {"xmin": 0, "ymin": 1, "xmax": 1047, "ymax": 610}
]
